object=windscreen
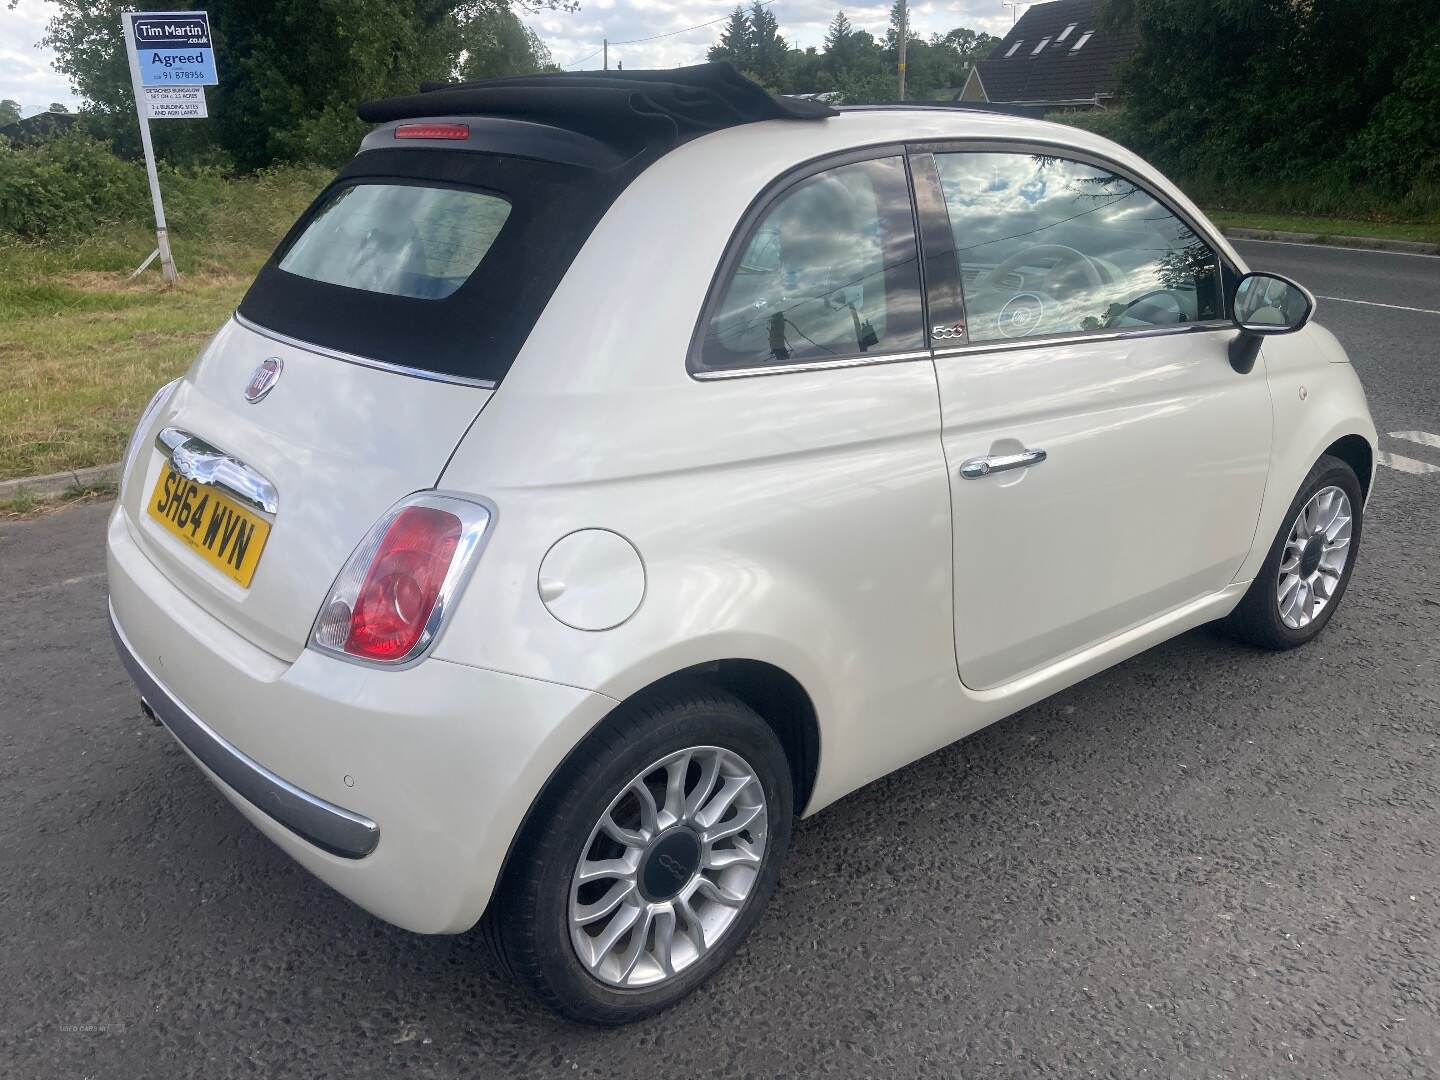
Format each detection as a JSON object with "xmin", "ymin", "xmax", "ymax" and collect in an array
[{"xmin": 239, "ymin": 147, "xmax": 629, "ymax": 383}]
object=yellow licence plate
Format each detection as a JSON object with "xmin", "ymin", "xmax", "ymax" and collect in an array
[{"xmin": 147, "ymin": 463, "xmax": 272, "ymax": 588}]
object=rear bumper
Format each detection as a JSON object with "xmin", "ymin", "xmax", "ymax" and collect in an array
[
  {"xmin": 106, "ymin": 504, "xmax": 617, "ymax": 933},
  {"xmin": 111, "ymin": 611, "xmax": 380, "ymax": 859}
]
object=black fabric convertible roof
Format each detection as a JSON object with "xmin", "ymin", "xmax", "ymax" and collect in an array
[{"xmin": 358, "ymin": 62, "xmax": 837, "ymax": 153}]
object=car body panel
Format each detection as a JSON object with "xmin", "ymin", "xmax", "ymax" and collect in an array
[
  {"xmin": 108, "ymin": 506, "xmax": 615, "ymax": 932},
  {"xmin": 935, "ymin": 326, "xmax": 1273, "ymax": 690},
  {"xmin": 116, "ymin": 316, "xmax": 493, "ymax": 660},
  {"xmin": 107, "ymin": 107, "xmax": 1378, "ymax": 933}
]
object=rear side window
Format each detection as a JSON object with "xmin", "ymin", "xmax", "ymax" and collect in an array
[
  {"xmin": 240, "ymin": 148, "xmax": 630, "ymax": 383},
  {"xmin": 278, "ymin": 184, "xmax": 511, "ymax": 301},
  {"xmin": 694, "ymin": 155, "xmax": 925, "ymax": 372}
]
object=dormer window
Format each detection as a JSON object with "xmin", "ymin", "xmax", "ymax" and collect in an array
[
  {"xmin": 1070, "ymin": 30, "xmax": 1094, "ymax": 51},
  {"xmin": 1005, "ymin": 39, "xmax": 1024, "ymax": 57}
]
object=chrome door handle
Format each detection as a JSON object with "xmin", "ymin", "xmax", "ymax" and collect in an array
[
  {"xmin": 960, "ymin": 448, "xmax": 1047, "ymax": 480},
  {"xmin": 156, "ymin": 427, "xmax": 279, "ymax": 514}
]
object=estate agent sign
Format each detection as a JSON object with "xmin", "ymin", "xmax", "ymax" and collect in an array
[{"xmin": 121, "ymin": 11, "xmax": 220, "ymax": 280}]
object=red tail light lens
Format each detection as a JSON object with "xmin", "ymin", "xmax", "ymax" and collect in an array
[
  {"xmin": 310, "ymin": 495, "xmax": 492, "ymax": 666},
  {"xmin": 395, "ymin": 123, "xmax": 470, "ymax": 140},
  {"xmin": 345, "ymin": 507, "xmax": 460, "ymax": 660}
]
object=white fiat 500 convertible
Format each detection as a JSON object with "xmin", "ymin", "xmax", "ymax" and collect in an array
[{"xmin": 108, "ymin": 65, "xmax": 1377, "ymax": 1023}]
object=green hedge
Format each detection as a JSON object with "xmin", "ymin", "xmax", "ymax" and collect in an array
[{"xmin": 0, "ymin": 133, "xmax": 331, "ymax": 243}]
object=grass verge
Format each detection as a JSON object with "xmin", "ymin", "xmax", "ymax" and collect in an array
[
  {"xmin": 0, "ymin": 483, "xmax": 115, "ymax": 520},
  {"xmin": 0, "ymin": 165, "xmax": 327, "ymax": 482},
  {"xmin": 1208, "ymin": 210, "xmax": 1440, "ymax": 246}
]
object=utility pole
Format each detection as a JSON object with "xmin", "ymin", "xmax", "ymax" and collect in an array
[
  {"xmin": 896, "ymin": 0, "xmax": 907, "ymax": 100},
  {"xmin": 603, "ymin": 38, "xmax": 608, "ymax": 70}
]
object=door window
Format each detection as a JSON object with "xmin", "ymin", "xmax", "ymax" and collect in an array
[
  {"xmin": 932, "ymin": 152, "xmax": 1222, "ymax": 343},
  {"xmin": 694, "ymin": 156, "xmax": 925, "ymax": 372}
]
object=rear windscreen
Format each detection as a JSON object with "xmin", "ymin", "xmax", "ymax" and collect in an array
[
  {"xmin": 239, "ymin": 148, "xmax": 630, "ymax": 383},
  {"xmin": 278, "ymin": 184, "xmax": 511, "ymax": 301}
]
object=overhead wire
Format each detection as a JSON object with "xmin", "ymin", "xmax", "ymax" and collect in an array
[{"xmin": 563, "ymin": 0, "xmax": 777, "ymax": 67}]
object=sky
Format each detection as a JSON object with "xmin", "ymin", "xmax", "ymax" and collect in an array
[{"xmin": 0, "ymin": 0, "xmax": 1019, "ymax": 117}]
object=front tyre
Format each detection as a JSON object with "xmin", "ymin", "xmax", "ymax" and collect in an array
[
  {"xmin": 487, "ymin": 684, "xmax": 793, "ymax": 1025},
  {"xmin": 1222, "ymin": 453, "xmax": 1364, "ymax": 650}
]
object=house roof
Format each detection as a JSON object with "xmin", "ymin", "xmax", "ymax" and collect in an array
[{"xmin": 970, "ymin": 0, "xmax": 1138, "ymax": 105}]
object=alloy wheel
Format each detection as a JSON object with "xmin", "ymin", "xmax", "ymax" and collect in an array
[
  {"xmin": 1276, "ymin": 484, "xmax": 1353, "ymax": 629},
  {"xmin": 568, "ymin": 746, "xmax": 768, "ymax": 989}
]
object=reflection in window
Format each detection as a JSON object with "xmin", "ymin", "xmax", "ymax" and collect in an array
[
  {"xmin": 697, "ymin": 157, "xmax": 924, "ymax": 371},
  {"xmin": 1056, "ymin": 22, "xmax": 1077, "ymax": 41},
  {"xmin": 1070, "ymin": 30, "xmax": 1093, "ymax": 51},
  {"xmin": 1005, "ymin": 40, "xmax": 1024, "ymax": 57},
  {"xmin": 933, "ymin": 152, "xmax": 1221, "ymax": 343},
  {"xmin": 1032, "ymin": 36, "xmax": 1051, "ymax": 54},
  {"xmin": 280, "ymin": 183, "xmax": 510, "ymax": 300}
]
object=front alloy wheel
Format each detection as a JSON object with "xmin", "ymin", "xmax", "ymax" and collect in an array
[
  {"xmin": 1276, "ymin": 485, "xmax": 1353, "ymax": 629},
  {"xmin": 1222, "ymin": 453, "xmax": 1364, "ymax": 650},
  {"xmin": 487, "ymin": 684, "xmax": 793, "ymax": 1025}
]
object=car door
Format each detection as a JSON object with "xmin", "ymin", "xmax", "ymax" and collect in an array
[{"xmin": 912, "ymin": 148, "xmax": 1272, "ymax": 691}]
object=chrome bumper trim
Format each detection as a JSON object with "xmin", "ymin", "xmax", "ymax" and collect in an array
[{"xmin": 109, "ymin": 604, "xmax": 380, "ymax": 859}]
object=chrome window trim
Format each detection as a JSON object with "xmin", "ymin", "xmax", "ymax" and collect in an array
[
  {"xmin": 931, "ymin": 319, "xmax": 1236, "ymax": 359},
  {"xmin": 109, "ymin": 604, "xmax": 380, "ymax": 860},
  {"xmin": 156, "ymin": 426, "xmax": 280, "ymax": 516},
  {"xmin": 693, "ymin": 349, "xmax": 933, "ymax": 380},
  {"xmin": 233, "ymin": 311, "xmax": 497, "ymax": 390}
]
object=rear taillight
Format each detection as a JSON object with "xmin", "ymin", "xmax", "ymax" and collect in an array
[
  {"xmin": 394, "ymin": 123, "xmax": 470, "ymax": 140},
  {"xmin": 310, "ymin": 494, "xmax": 492, "ymax": 666}
]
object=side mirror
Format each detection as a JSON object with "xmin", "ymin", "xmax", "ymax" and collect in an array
[
  {"xmin": 1228, "ymin": 271, "xmax": 1315, "ymax": 373},
  {"xmin": 1232, "ymin": 271, "xmax": 1314, "ymax": 334}
]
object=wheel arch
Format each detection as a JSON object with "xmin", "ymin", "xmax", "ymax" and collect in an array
[
  {"xmin": 1324, "ymin": 433, "xmax": 1374, "ymax": 502},
  {"xmin": 601, "ymin": 660, "xmax": 821, "ymax": 818},
  {"xmin": 487, "ymin": 658, "xmax": 822, "ymax": 919}
]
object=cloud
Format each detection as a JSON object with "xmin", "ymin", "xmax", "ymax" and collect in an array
[
  {"xmin": 525, "ymin": 0, "xmax": 1011, "ymax": 73},
  {"xmin": 0, "ymin": 2, "xmax": 81, "ymax": 115}
]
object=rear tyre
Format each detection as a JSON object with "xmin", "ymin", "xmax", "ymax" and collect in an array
[
  {"xmin": 487, "ymin": 683, "xmax": 793, "ymax": 1025},
  {"xmin": 1222, "ymin": 453, "xmax": 1363, "ymax": 650}
]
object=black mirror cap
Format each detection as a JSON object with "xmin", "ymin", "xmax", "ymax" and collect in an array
[{"xmin": 1230, "ymin": 270, "xmax": 1316, "ymax": 336}]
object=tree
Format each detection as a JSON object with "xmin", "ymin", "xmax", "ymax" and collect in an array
[
  {"xmin": 458, "ymin": 6, "xmax": 557, "ymax": 80},
  {"xmin": 37, "ymin": 0, "xmax": 568, "ymax": 170},
  {"xmin": 0, "ymin": 100, "xmax": 20, "ymax": 126},
  {"xmin": 748, "ymin": 2, "xmax": 787, "ymax": 87},
  {"xmin": 708, "ymin": 7, "xmax": 754, "ymax": 69},
  {"xmin": 1105, "ymin": 0, "xmax": 1440, "ymax": 198},
  {"xmin": 47, "ymin": 102, "xmax": 71, "ymax": 113}
]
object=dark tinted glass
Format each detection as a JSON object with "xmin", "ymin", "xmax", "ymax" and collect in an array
[
  {"xmin": 933, "ymin": 152, "xmax": 1222, "ymax": 343},
  {"xmin": 696, "ymin": 156, "xmax": 925, "ymax": 371}
]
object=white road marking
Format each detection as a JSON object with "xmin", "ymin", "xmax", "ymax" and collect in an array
[
  {"xmin": 1232, "ymin": 237, "xmax": 1440, "ymax": 260},
  {"xmin": 1377, "ymin": 451, "xmax": 1440, "ymax": 475},
  {"xmin": 1315, "ymin": 295, "xmax": 1440, "ymax": 316},
  {"xmin": 1389, "ymin": 431, "xmax": 1440, "ymax": 450}
]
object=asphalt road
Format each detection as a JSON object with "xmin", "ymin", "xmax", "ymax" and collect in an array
[{"xmin": 3, "ymin": 240, "xmax": 1438, "ymax": 1079}]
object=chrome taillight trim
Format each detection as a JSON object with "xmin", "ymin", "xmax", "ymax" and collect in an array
[{"xmin": 307, "ymin": 491, "xmax": 496, "ymax": 671}]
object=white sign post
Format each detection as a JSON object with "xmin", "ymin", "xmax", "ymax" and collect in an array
[{"xmin": 121, "ymin": 11, "xmax": 219, "ymax": 283}]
